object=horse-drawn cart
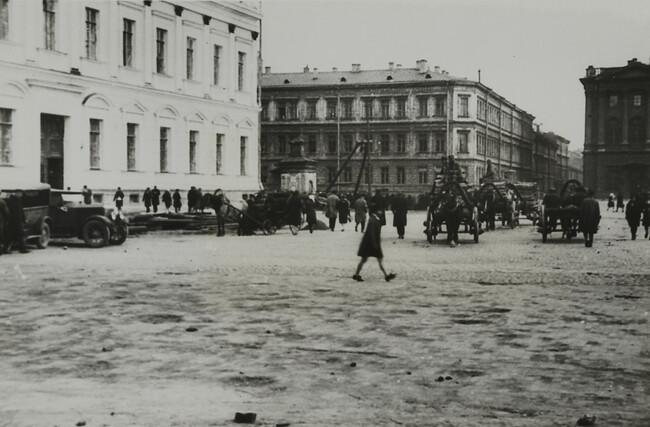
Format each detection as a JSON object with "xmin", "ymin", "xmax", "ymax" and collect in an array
[
  {"xmin": 538, "ymin": 179, "xmax": 586, "ymax": 243},
  {"xmin": 424, "ymin": 181, "xmax": 482, "ymax": 244}
]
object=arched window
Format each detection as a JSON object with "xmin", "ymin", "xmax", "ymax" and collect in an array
[
  {"xmin": 605, "ymin": 118, "xmax": 620, "ymax": 144},
  {"xmin": 629, "ymin": 117, "xmax": 645, "ymax": 144}
]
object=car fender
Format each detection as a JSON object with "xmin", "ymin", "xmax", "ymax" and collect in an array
[{"xmin": 80, "ymin": 215, "xmax": 114, "ymax": 235}]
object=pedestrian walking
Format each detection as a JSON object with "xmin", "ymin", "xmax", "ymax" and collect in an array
[
  {"xmin": 326, "ymin": 191, "xmax": 340, "ymax": 231},
  {"xmin": 352, "ymin": 205, "xmax": 396, "ymax": 282},
  {"xmin": 616, "ymin": 192, "xmax": 624, "ymax": 212},
  {"xmin": 187, "ymin": 187, "xmax": 196, "ymax": 213},
  {"xmin": 353, "ymin": 195, "xmax": 368, "ymax": 232},
  {"xmin": 195, "ymin": 188, "xmax": 203, "ymax": 213},
  {"xmin": 607, "ymin": 192, "xmax": 615, "ymax": 211},
  {"xmin": 162, "ymin": 190, "xmax": 172, "ymax": 213},
  {"xmin": 143, "ymin": 187, "xmax": 152, "ymax": 213},
  {"xmin": 642, "ymin": 196, "xmax": 650, "ymax": 239},
  {"xmin": 391, "ymin": 192, "xmax": 408, "ymax": 239},
  {"xmin": 82, "ymin": 185, "xmax": 93, "ymax": 205},
  {"xmin": 579, "ymin": 188, "xmax": 600, "ymax": 247},
  {"xmin": 625, "ymin": 196, "xmax": 642, "ymax": 240},
  {"xmin": 114, "ymin": 187, "xmax": 125, "ymax": 212},
  {"xmin": 286, "ymin": 190, "xmax": 303, "ymax": 235},
  {"xmin": 151, "ymin": 186, "xmax": 161, "ymax": 213},
  {"xmin": 172, "ymin": 189, "xmax": 182, "ymax": 213},
  {"xmin": 337, "ymin": 195, "xmax": 351, "ymax": 232},
  {"xmin": 304, "ymin": 194, "xmax": 318, "ymax": 234}
]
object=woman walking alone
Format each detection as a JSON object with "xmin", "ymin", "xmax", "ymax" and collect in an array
[{"xmin": 353, "ymin": 206, "xmax": 396, "ymax": 282}]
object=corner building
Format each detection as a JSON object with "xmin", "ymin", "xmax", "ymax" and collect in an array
[
  {"xmin": 0, "ymin": 0, "xmax": 261, "ymax": 204},
  {"xmin": 260, "ymin": 60, "xmax": 535, "ymax": 195},
  {"xmin": 581, "ymin": 58, "xmax": 650, "ymax": 197}
]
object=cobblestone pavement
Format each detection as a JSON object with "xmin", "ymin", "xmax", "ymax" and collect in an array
[{"xmin": 0, "ymin": 204, "xmax": 648, "ymax": 426}]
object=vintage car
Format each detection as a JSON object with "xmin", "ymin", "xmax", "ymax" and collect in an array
[{"xmin": 1, "ymin": 184, "xmax": 127, "ymax": 249}]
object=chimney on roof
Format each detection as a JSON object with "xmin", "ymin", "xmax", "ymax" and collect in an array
[
  {"xmin": 303, "ymin": 65, "xmax": 310, "ymax": 73},
  {"xmin": 351, "ymin": 63, "xmax": 361, "ymax": 72},
  {"xmin": 388, "ymin": 62, "xmax": 395, "ymax": 71},
  {"xmin": 442, "ymin": 70, "xmax": 448, "ymax": 75},
  {"xmin": 396, "ymin": 64, "xmax": 402, "ymax": 69},
  {"xmin": 332, "ymin": 67, "xmax": 338, "ymax": 72},
  {"xmin": 586, "ymin": 65, "xmax": 595, "ymax": 77},
  {"xmin": 265, "ymin": 66, "xmax": 271, "ymax": 74},
  {"xmin": 628, "ymin": 58, "xmax": 638, "ymax": 65},
  {"xmin": 416, "ymin": 59, "xmax": 429, "ymax": 73},
  {"xmin": 434, "ymin": 65, "xmax": 440, "ymax": 74}
]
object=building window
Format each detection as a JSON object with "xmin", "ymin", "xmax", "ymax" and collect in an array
[
  {"xmin": 396, "ymin": 167, "xmax": 405, "ymax": 184},
  {"xmin": 89, "ymin": 119, "xmax": 101, "ymax": 169},
  {"xmin": 43, "ymin": 0, "xmax": 56, "ymax": 50},
  {"xmin": 418, "ymin": 97, "xmax": 428, "ymax": 117},
  {"xmin": 418, "ymin": 168, "xmax": 428, "ymax": 184},
  {"xmin": 279, "ymin": 100, "xmax": 297, "ymax": 120},
  {"xmin": 342, "ymin": 99, "xmax": 353, "ymax": 119},
  {"xmin": 327, "ymin": 134, "xmax": 337, "ymax": 153},
  {"xmin": 380, "ymin": 99, "xmax": 390, "ymax": 118},
  {"xmin": 213, "ymin": 45, "xmax": 221, "ymax": 85},
  {"xmin": 216, "ymin": 133, "xmax": 224, "ymax": 174},
  {"xmin": 434, "ymin": 132, "xmax": 446, "ymax": 153},
  {"xmin": 306, "ymin": 99, "xmax": 317, "ymax": 119},
  {"xmin": 434, "ymin": 96, "xmax": 446, "ymax": 117},
  {"xmin": 277, "ymin": 135, "xmax": 287, "ymax": 154},
  {"xmin": 1, "ymin": 0, "xmax": 9, "ymax": 40},
  {"xmin": 363, "ymin": 99, "xmax": 373, "ymax": 119},
  {"xmin": 609, "ymin": 95, "xmax": 618, "ymax": 107},
  {"xmin": 85, "ymin": 8, "xmax": 98, "ymax": 60},
  {"xmin": 629, "ymin": 118, "xmax": 645, "ymax": 144},
  {"xmin": 261, "ymin": 101, "xmax": 269, "ymax": 121},
  {"xmin": 238, "ymin": 51, "xmax": 246, "ymax": 91},
  {"xmin": 380, "ymin": 134, "xmax": 389, "ymax": 154},
  {"xmin": 326, "ymin": 99, "xmax": 337, "ymax": 119},
  {"xmin": 343, "ymin": 134, "xmax": 353, "ymax": 153},
  {"xmin": 127, "ymin": 123, "xmax": 137, "ymax": 171},
  {"xmin": 380, "ymin": 167, "xmax": 389, "ymax": 184},
  {"xmin": 477, "ymin": 132, "xmax": 486, "ymax": 155},
  {"xmin": 156, "ymin": 28, "xmax": 167, "ymax": 74},
  {"xmin": 396, "ymin": 133, "xmax": 406, "ymax": 153},
  {"xmin": 343, "ymin": 167, "xmax": 352, "ymax": 182},
  {"xmin": 240, "ymin": 136, "xmax": 247, "ymax": 175},
  {"xmin": 189, "ymin": 130, "xmax": 198, "ymax": 173},
  {"xmin": 327, "ymin": 167, "xmax": 336, "ymax": 183},
  {"xmin": 159, "ymin": 127, "xmax": 169, "ymax": 172},
  {"xmin": 458, "ymin": 131, "xmax": 469, "ymax": 153},
  {"xmin": 633, "ymin": 94, "xmax": 642, "ymax": 107},
  {"xmin": 477, "ymin": 98, "xmax": 487, "ymax": 121},
  {"xmin": 260, "ymin": 135, "xmax": 268, "ymax": 155},
  {"xmin": 0, "ymin": 108, "xmax": 12, "ymax": 164},
  {"xmin": 186, "ymin": 37, "xmax": 195, "ymax": 80},
  {"xmin": 306, "ymin": 134, "xmax": 317, "ymax": 154},
  {"xmin": 122, "ymin": 19, "xmax": 134, "ymax": 67},
  {"xmin": 418, "ymin": 133, "xmax": 428, "ymax": 153},
  {"xmin": 396, "ymin": 98, "xmax": 406, "ymax": 119},
  {"xmin": 606, "ymin": 118, "xmax": 620, "ymax": 144},
  {"xmin": 459, "ymin": 96, "xmax": 469, "ymax": 117}
]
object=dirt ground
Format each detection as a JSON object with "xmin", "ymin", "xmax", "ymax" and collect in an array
[{"xmin": 0, "ymin": 203, "xmax": 648, "ymax": 427}]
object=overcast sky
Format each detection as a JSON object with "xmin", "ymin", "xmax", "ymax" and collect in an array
[{"xmin": 259, "ymin": 0, "xmax": 650, "ymax": 151}]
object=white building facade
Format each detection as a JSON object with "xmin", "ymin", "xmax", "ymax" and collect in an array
[{"xmin": 0, "ymin": 0, "xmax": 261, "ymax": 204}]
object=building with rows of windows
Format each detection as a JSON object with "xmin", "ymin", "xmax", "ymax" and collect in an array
[
  {"xmin": 260, "ymin": 60, "xmax": 536, "ymax": 196},
  {"xmin": 581, "ymin": 58, "xmax": 650, "ymax": 198},
  {"xmin": 0, "ymin": 0, "xmax": 261, "ymax": 205}
]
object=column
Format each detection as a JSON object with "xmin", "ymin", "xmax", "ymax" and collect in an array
[
  {"xmin": 143, "ymin": 2, "xmax": 152, "ymax": 85},
  {"xmin": 597, "ymin": 94, "xmax": 606, "ymax": 146}
]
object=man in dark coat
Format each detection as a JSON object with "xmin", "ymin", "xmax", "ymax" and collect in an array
[
  {"xmin": 151, "ymin": 186, "xmax": 161, "ymax": 213},
  {"xmin": 114, "ymin": 187, "xmax": 125, "ymax": 212},
  {"xmin": 625, "ymin": 196, "xmax": 642, "ymax": 240},
  {"xmin": 82, "ymin": 185, "xmax": 93, "ymax": 205},
  {"xmin": 172, "ymin": 189, "xmax": 182, "ymax": 213},
  {"xmin": 304, "ymin": 195, "xmax": 318, "ymax": 234},
  {"xmin": 616, "ymin": 192, "xmax": 624, "ymax": 212},
  {"xmin": 5, "ymin": 195, "xmax": 28, "ymax": 253},
  {"xmin": 286, "ymin": 191, "xmax": 303, "ymax": 234},
  {"xmin": 542, "ymin": 187, "xmax": 561, "ymax": 231},
  {"xmin": 337, "ymin": 195, "xmax": 351, "ymax": 232},
  {"xmin": 391, "ymin": 193, "xmax": 408, "ymax": 239},
  {"xmin": 143, "ymin": 187, "xmax": 152, "ymax": 213},
  {"xmin": 162, "ymin": 190, "xmax": 172, "ymax": 213},
  {"xmin": 579, "ymin": 189, "xmax": 600, "ymax": 247},
  {"xmin": 353, "ymin": 205, "xmax": 396, "ymax": 283},
  {"xmin": 187, "ymin": 187, "xmax": 196, "ymax": 213}
]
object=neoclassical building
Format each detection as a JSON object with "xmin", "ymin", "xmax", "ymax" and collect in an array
[
  {"xmin": 260, "ymin": 60, "xmax": 535, "ymax": 196},
  {"xmin": 581, "ymin": 58, "xmax": 650, "ymax": 197},
  {"xmin": 0, "ymin": 0, "xmax": 261, "ymax": 204}
]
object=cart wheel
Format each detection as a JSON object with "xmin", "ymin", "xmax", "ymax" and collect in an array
[
  {"xmin": 262, "ymin": 219, "xmax": 276, "ymax": 235},
  {"xmin": 472, "ymin": 207, "xmax": 480, "ymax": 243}
]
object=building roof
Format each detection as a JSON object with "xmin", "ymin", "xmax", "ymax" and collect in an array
[
  {"xmin": 261, "ymin": 67, "xmax": 465, "ymax": 88},
  {"xmin": 581, "ymin": 58, "xmax": 650, "ymax": 84}
]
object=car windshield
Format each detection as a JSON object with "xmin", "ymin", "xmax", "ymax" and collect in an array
[{"xmin": 51, "ymin": 192, "xmax": 84, "ymax": 206}]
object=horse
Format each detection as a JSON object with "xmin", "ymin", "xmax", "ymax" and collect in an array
[{"xmin": 201, "ymin": 192, "xmax": 239, "ymax": 236}]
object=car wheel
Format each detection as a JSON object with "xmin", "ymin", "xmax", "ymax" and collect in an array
[
  {"xmin": 109, "ymin": 223, "xmax": 128, "ymax": 245},
  {"xmin": 37, "ymin": 222, "xmax": 51, "ymax": 249},
  {"xmin": 82, "ymin": 220, "xmax": 110, "ymax": 248}
]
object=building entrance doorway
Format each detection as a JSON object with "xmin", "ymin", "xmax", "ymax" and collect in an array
[{"xmin": 41, "ymin": 114, "xmax": 65, "ymax": 189}]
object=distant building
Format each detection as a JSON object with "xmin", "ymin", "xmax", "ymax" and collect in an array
[
  {"xmin": 568, "ymin": 150, "xmax": 583, "ymax": 182},
  {"xmin": 580, "ymin": 58, "xmax": 650, "ymax": 197},
  {"xmin": 533, "ymin": 130, "xmax": 576, "ymax": 192},
  {"xmin": 260, "ymin": 60, "xmax": 535, "ymax": 196},
  {"xmin": 0, "ymin": 1, "xmax": 262, "ymax": 204}
]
